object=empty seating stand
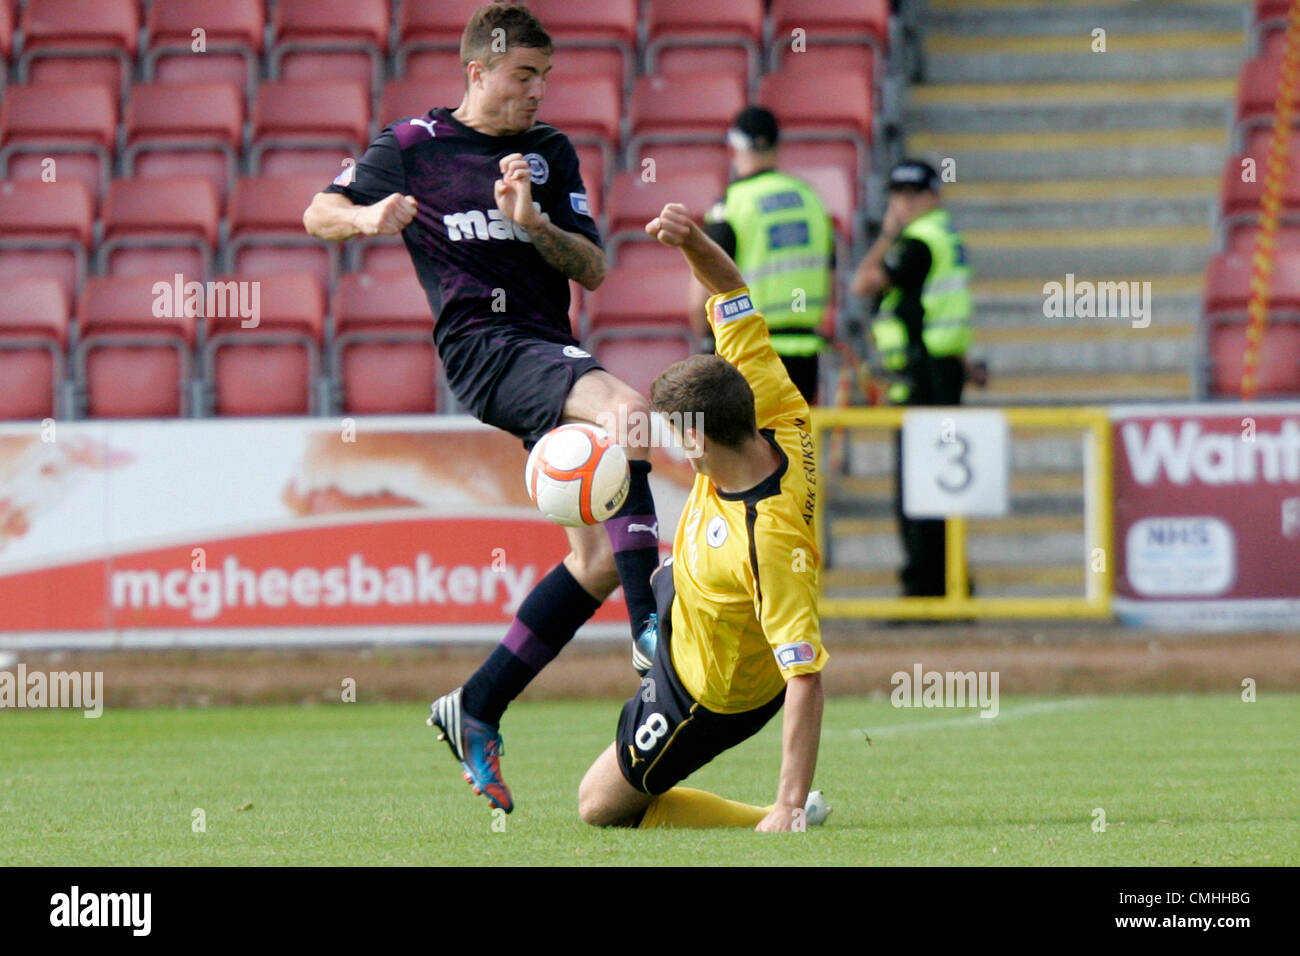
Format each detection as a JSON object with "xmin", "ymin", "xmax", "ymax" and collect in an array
[
  {"xmin": 333, "ymin": 270, "xmax": 440, "ymax": 414},
  {"xmin": 627, "ymin": 73, "xmax": 746, "ymax": 178},
  {"xmin": 17, "ymin": 0, "xmax": 138, "ymax": 101},
  {"xmin": 0, "ymin": 81, "xmax": 117, "ymax": 199},
  {"xmin": 0, "ymin": 178, "xmax": 93, "ymax": 302},
  {"xmin": 227, "ymin": 174, "xmax": 341, "ymax": 290},
  {"xmin": 203, "ymin": 273, "xmax": 326, "ymax": 416},
  {"xmin": 98, "ymin": 176, "xmax": 220, "ymax": 282},
  {"xmin": 270, "ymin": 0, "xmax": 390, "ymax": 90},
  {"xmin": 123, "ymin": 81, "xmax": 244, "ymax": 203},
  {"xmin": 0, "ymin": 277, "xmax": 70, "ymax": 420},
  {"xmin": 1201, "ymin": 250, "xmax": 1300, "ymax": 397},
  {"xmin": 645, "ymin": 0, "xmax": 764, "ymax": 93},
  {"xmin": 145, "ymin": 0, "xmax": 265, "ymax": 93},
  {"xmin": 251, "ymin": 79, "xmax": 371, "ymax": 175},
  {"xmin": 586, "ymin": 264, "xmax": 695, "ymax": 398},
  {"xmin": 76, "ymin": 275, "xmax": 197, "ymax": 418}
]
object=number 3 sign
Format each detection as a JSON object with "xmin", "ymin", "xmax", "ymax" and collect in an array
[{"xmin": 901, "ymin": 410, "xmax": 1009, "ymax": 518}]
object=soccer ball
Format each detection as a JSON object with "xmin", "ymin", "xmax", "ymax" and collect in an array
[{"xmin": 525, "ymin": 423, "xmax": 630, "ymax": 526}]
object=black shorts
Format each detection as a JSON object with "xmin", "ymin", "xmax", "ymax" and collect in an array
[
  {"xmin": 440, "ymin": 332, "xmax": 604, "ymax": 449},
  {"xmin": 615, "ymin": 562, "xmax": 786, "ymax": 795}
]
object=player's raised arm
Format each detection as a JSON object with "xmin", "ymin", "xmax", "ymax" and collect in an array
[
  {"xmin": 303, "ymin": 191, "xmax": 418, "ymax": 242},
  {"xmin": 646, "ymin": 203, "xmax": 744, "ymax": 296}
]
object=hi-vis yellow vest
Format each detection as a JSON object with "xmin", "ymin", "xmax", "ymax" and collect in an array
[
  {"xmin": 714, "ymin": 171, "xmax": 835, "ymax": 357},
  {"xmin": 872, "ymin": 208, "xmax": 973, "ymax": 402}
]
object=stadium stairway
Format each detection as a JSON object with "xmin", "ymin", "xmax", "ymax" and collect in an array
[
  {"xmin": 824, "ymin": 0, "xmax": 1250, "ymax": 602},
  {"xmin": 907, "ymin": 0, "xmax": 1247, "ymax": 405}
]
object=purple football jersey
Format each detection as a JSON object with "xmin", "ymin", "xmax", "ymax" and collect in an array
[{"xmin": 324, "ymin": 106, "xmax": 601, "ymax": 352}]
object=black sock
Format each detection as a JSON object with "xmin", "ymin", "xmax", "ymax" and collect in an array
[
  {"xmin": 461, "ymin": 562, "xmax": 600, "ymax": 727},
  {"xmin": 602, "ymin": 459, "xmax": 661, "ymax": 639}
]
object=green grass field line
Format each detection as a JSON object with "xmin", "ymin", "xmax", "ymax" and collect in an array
[{"xmin": 2, "ymin": 696, "xmax": 1297, "ymax": 866}]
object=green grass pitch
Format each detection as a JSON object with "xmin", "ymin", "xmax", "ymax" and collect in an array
[{"xmin": 2, "ymin": 694, "xmax": 1297, "ymax": 866}]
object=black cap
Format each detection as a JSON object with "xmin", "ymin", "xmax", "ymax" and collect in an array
[
  {"xmin": 728, "ymin": 106, "xmax": 779, "ymax": 152},
  {"xmin": 888, "ymin": 159, "xmax": 941, "ymax": 192}
]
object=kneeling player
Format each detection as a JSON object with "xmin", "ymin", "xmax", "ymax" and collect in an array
[{"xmin": 578, "ymin": 205, "xmax": 829, "ymax": 832}]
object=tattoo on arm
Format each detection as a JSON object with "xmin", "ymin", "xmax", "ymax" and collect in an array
[{"xmin": 526, "ymin": 220, "xmax": 606, "ymax": 290}]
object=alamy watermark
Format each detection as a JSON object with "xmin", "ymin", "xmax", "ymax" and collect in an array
[
  {"xmin": 594, "ymin": 408, "xmax": 705, "ymax": 459},
  {"xmin": 1042, "ymin": 274, "xmax": 1151, "ymax": 329},
  {"xmin": 0, "ymin": 664, "xmax": 103, "ymax": 717},
  {"xmin": 891, "ymin": 663, "xmax": 999, "ymax": 718},
  {"xmin": 152, "ymin": 274, "xmax": 261, "ymax": 328}
]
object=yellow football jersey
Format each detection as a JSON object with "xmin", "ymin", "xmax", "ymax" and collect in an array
[{"xmin": 667, "ymin": 287, "xmax": 828, "ymax": 714}]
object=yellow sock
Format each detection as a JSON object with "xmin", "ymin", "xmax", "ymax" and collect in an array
[{"xmin": 638, "ymin": 787, "xmax": 773, "ymax": 829}]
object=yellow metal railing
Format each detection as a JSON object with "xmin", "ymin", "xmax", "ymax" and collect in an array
[{"xmin": 811, "ymin": 406, "xmax": 1113, "ymax": 620}]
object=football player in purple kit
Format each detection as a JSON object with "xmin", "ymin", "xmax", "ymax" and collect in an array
[{"xmin": 303, "ymin": 2, "xmax": 661, "ymax": 814}]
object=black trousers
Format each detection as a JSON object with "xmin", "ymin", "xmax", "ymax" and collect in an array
[{"xmin": 893, "ymin": 356, "xmax": 966, "ymax": 597}]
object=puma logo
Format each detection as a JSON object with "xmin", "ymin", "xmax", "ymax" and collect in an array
[
  {"xmin": 628, "ymin": 522, "xmax": 658, "ymax": 537},
  {"xmin": 408, "ymin": 117, "xmax": 438, "ymax": 138}
]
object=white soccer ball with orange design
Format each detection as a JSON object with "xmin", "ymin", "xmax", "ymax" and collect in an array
[{"xmin": 525, "ymin": 423, "xmax": 630, "ymax": 526}]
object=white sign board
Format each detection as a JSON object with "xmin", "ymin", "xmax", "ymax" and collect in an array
[{"xmin": 902, "ymin": 409, "xmax": 1010, "ymax": 518}]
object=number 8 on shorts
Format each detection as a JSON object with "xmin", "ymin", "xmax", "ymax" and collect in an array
[{"xmin": 634, "ymin": 712, "xmax": 670, "ymax": 752}]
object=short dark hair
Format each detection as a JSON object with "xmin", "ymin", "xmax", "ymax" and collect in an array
[
  {"xmin": 651, "ymin": 355, "xmax": 757, "ymax": 450},
  {"xmin": 461, "ymin": 2, "xmax": 553, "ymax": 71}
]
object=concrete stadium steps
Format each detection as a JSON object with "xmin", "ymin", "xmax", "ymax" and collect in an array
[
  {"xmin": 924, "ymin": 0, "xmax": 1249, "ymax": 38},
  {"xmin": 972, "ymin": 273, "xmax": 1204, "ymax": 327},
  {"xmin": 924, "ymin": 31, "xmax": 1249, "ymax": 84},
  {"xmin": 907, "ymin": 79, "xmax": 1237, "ymax": 132},
  {"xmin": 907, "ymin": 129, "xmax": 1230, "ymax": 181},
  {"xmin": 945, "ymin": 178, "xmax": 1218, "ymax": 232}
]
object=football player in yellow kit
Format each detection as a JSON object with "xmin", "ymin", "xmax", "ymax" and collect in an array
[{"xmin": 577, "ymin": 203, "xmax": 830, "ymax": 832}]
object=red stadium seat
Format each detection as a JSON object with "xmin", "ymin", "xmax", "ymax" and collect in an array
[
  {"xmin": 0, "ymin": 3, "xmax": 12, "ymax": 67},
  {"xmin": 18, "ymin": 0, "xmax": 138, "ymax": 101},
  {"xmin": 1236, "ymin": 56, "xmax": 1291, "ymax": 145},
  {"xmin": 99, "ymin": 177, "xmax": 220, "ymax": 282},
  {"xmin": 271, "ymin": 0, "xmax": 390, "ymax": 88},
  {"xmin": 0, "ymin": 277, "xmax": 69, "ymax": 420},
  {"xmin": 227, "ymin": 175, "xmax": 340, "ymax": 291},
  {"xmin": 0, "ymin": 82, "xmax": 117, "ymax": 198},
  {"xmin": 349, "ymin": 235, "xmax": 416, "ymax": 276},
  {"xmin": 1207, "ymin": 322, "xmax": 1300, "ymax": 397},
  {"xmin": 605, "ymin": 169, "xmax": 725, "ymax": 261},
  {"xmin": 123, "ymin": 82, "xmax": 244, "ymax": 203},
  {"xmin": 396, "ymin": 0, "xmax": 485, "ymax": 76},
  {"xmin": 204, "ymin": 273, "xmax": 325, "ymax": 416},
  {"xmin": 539, "ymin": 72, "xmax": 622, "ymax": 188},
  {"xmin": 530, "ymin": 0, "xmax": 637, "ymax": 90},
  {"xmin": 587, "ymin": 266, "xmax": 694, "ymax": 361},
  {"xmin": 769, "ymin": 0, "xmax": 889, "ymax": 74},
  {"xmin": 0, "ymin": 178, "xmax": 93, "ymax": 301},
  {"xmin": 333, "ymin": 270, "xmax": 440, "ymax": 414},
  {"xmin": 145, "ymin": 0, "xmax": 264, "ymax": 92},
  {"xmin": 250, "ymin": 79, "xmax": 371, "ymax": 175},
  {"xmin": 1217, "ymin": 147, "xmax": 1300, "ymax": 251},
  {"xmin": 76, "ymin": 275, "xmax": 197, "ymax": 418},
  {"xmin": 1255, "ymin": 0, "xmax": 1292, "ymax": 19},
  {"xmin": 1203, "ymin": 250, "xmax": 1300, "ymax": 317},
  {"xmin": 759, "ymin": 68, "xmax": 874, "ymax": 184},
  {"xmin": 612, "ymin": 241, "xmax": 688, "ymax": 273},
  {"xmin": 592, "ymin": 337, "xmax": 692, "ymax": 401},
  {"xmin": 400, "ymin": 48, "xmax": 465, "ymax": 83},
  {"xmin": 378, "ymin": 77, "xmax": 464, "ymax": 128},
  {"xmin": 645, "ymin": 0, "xmax": 764, "ymax": 92},
  {"xmin": 627, "ymin": 73, "xmax": 746, "ymax": 173}
]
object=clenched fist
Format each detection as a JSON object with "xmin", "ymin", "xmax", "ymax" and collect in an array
[
  {"xmin": 355, "ymin": 193, "xmax": 418, "ymax": 236},
  {"xmin": 495, "ymin": 152, "xmax": 545, "ymax": 229},
  {"xmin": 645, "ymin": 203, "xmax": 695, "ymax": 247}
]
